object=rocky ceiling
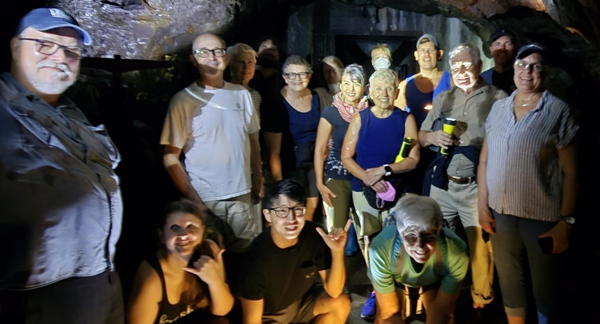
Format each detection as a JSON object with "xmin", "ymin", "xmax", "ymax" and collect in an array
[{"xmin": 51, "ymin": 0, "xmax": 599, "ymax": 78}]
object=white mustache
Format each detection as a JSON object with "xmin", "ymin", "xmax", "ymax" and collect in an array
[{"xmin": 37, "ymin": 61, "xmax": 72, "ymax": 77}]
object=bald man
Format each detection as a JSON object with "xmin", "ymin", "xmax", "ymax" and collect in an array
[{"xmin": 160, "ymin": 33, "xmax": 263, "ymax": 250}]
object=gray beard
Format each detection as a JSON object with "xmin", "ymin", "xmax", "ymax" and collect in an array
[
  {"xmin": 28, "ymin": 62, "xmax": 75, "ymax": 95},
  {"xmin": 30, "ymin": 74, "xmax": 74, "ymax": 95}
]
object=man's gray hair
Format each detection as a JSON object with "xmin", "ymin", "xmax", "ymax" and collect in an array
[
  {"xmin": 448, "ymin": 43, "xmax": 481, "ymax": 65},
  {"xmin": 368, "ymin": 68, "xmax": 398, "ymax": 85},
  {"xmin": 394, "ymin": 194, "xmax": 443, "ymax": 234},
  {"xmin": 342, "ymin": 63, "xmax": 366, "ymax": 85},
  {"xmin": 282, "ymin": 55, "xmax": 313, "ymax": 73}
]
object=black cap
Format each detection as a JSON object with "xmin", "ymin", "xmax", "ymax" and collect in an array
[
  {"xmin": 489, "ymin": 28, "xmax": 515, "ymax": 43},
  {"xmin": 516, "ymin": 43, "xmax": 546, "ymax": 60}
]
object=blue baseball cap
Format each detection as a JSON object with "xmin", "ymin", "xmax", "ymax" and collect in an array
[
  {"xmin": 516, "ymin": 43, "xmax": 546, "ymax": 60},
  {"xmin": 15, "ymin": 8, "xmax": 92, "ymax": 46},
  {"xmin": 416, "ymin": 33, "xmax": 440, "ymax": 49},
  {"xmin": 489, "ymin": 28, "xmax": 515, "ymax": 43}
]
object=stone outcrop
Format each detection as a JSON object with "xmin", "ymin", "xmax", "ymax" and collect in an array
[{"xmin": 53, "ymin": 0, "xmax": 240, "ymax": 59}]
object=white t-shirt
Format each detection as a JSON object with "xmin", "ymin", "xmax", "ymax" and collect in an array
[{"xmin": 161, "ymin": 82, "xmax": 260, "ymax": 201}]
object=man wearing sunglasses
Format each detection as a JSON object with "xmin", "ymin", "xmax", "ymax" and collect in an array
[
  {"xmin": 239, "ymin": 179, "xmax": 351, "ymax": 324},
  {"xmin": 0, "ymin": 8, "xmax": 124, "ymax": 324},
  {"xmin": 369, "ymin": 194, "xmax": 469, "ymax": 323},
  {"xmin": 419, "ymin": 43, "xmax": 507, "ymax": 312},
  {"xmin": 161, "ymin": 32, "xmax": 263, "ymax": 251}
]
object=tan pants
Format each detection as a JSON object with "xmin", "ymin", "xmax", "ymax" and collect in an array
[
  {"xmin": 351, "ymin": 191, "xmax": 392, "ymax": 265},
  {"xmin": 322, "ymin": 178, "xmax": 353, "ymax": 231},
  {"xmin": 430, "ymin": 182, "xmax": 494, "ymax": 306},
  {"xmin": 205, "ymin": 193, "xmax": 262, "ymax": 249}
]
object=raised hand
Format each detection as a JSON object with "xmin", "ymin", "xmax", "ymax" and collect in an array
[
  {"xmin": 316, "ymin": 219, "xmax": 353, "ymax": 253},
  {"xmin": 184, "ymin": 249, "xmax": 226, "ymax": 284}
]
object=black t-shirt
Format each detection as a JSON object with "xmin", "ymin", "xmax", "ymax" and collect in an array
[{"xmin": 239, "ymin": 221, "xmax": 331, "ymax": 314}]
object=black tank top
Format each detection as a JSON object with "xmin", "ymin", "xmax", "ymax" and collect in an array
[{"xmin": 146, "ymin": 253, "xmax": 196, "ymax": 324}]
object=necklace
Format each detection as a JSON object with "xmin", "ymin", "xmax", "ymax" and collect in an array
[{"xmin": 516, "ymin": 93, "xmax": 541, "ymax": 108}]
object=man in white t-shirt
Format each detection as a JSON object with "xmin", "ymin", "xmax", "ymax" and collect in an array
[{"xmin": 160, "ymin": 33, "xmax": 263, "ymax": 249}]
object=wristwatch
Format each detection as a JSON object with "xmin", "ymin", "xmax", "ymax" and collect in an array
[
  {"xmin": 560, "ymin": 215, "xmax": 576, "ymax": 225},
  {"xmin": 383, "ymin": 164, "xmax": 392, "ymax": 177}
]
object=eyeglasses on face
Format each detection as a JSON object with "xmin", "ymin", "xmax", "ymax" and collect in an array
[
  {"xmin": 514, "ymin": 59, "xmax": 544, "ymax": 72},
  {"xmin": 19, "ymin": 37, "xmax": 82, "ymax": 62},
  {"xmin": 269, "ymin": 206, "xmax": 306, "ymax": 218},
  {"xmin": 193, "ymin": 48, "xmax": 227, "ymax": 58},
  {"xmin": 402, "ymin": 231, "xmax": 438, "ymax": 245},
  {"xmin": 283, "ymin": 72, "xmax": 311, "ymax": 80},
  {"xmin": 450, "ymin": 61, "xmax": 474, "ymax": 73}
]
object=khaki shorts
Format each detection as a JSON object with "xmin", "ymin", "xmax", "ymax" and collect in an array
[{"xmin": 322, "ymin": 178, "xmax": 353, "ymax": 231}]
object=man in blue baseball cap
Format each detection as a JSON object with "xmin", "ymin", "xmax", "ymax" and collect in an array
[
  {"xmin": 481, "ymin": 28, "xmax": 517, "ymax": 94},
  {"xmin": 0, "ymin": 8, "xmax": 124, "ymax": 324}
]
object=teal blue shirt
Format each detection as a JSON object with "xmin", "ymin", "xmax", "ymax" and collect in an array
[{"xmin": 368, "ymin": 225, "xmax": 468, "ymax": 294}]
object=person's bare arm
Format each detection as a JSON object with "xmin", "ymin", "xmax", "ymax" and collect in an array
[
  {"xmin": 341, "ymin": 114, "xmax": 367, "ymax": 183},
  {"xmin": 316, "ymin": 220, "xmax": 352, "ymax": 297},
  {"xmin": 539, "ymin": 142, "xmax": 578, "ymax": 253},
  {"xmin": 163, "ymin": 145, "xmax": 206, "ymax": 208},
  {"xmin": 249, "ymin": 132, "xmax": 264, "ymax": 201},
  {"xmin": 240, "ymin": 297, "xmax": 264, "ymax": 324},
  {"xmin": 425, "ymin": 290, "xmax": 460, "ymax": 324},
  {"xmin": 557, "ymin": 142, "xmax": 578, "ymax": 221},
  {"xmin": 184, "ymin": 241, "xmax": 233, "ymax": 316},
  {"xmin": 374, "ymin": 290, "xmax": 403, "ymax": 324},
  {"xmin": 394, "ymin": 80, "xmax": 408, "ymax": 109},
  {"xmin": 477, "ymin": 140, "xmax": 495, "ymax": 234},
  {"xmin": 314, "ymin": 118, "xmax": 336, "ymax": 206},
  {"xmin": 264, "ymin": 132, "xmax": 283, "ymax": 181},
  {"xmin": 128, "ymin": 262, "xmax": 162, "ymax": 324}
]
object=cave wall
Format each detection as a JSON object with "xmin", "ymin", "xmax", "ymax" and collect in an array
[
  {"xmin": 18, "ymin": 0, "xmax": 593, "ymax": 84},
  {"xmin": 54, "ymin": 0, "xmax": 240, "ymax": 60}
]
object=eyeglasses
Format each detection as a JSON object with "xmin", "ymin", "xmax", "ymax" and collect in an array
[
  {"xmin": 514, "ymin": 59, "xmax": 544, "ymax": 72},
  {"xmin": 269, "ymin": 206, "xmax": 306, "ymax": 218},
  {"xmin": 402, "ymin": 231, "xmax": 438, "ymax": 245},
  {"xmin": 192, "ymin": 48, "xmax": 227, "ymax": 58},
  {"xmin": 18, "ymin": 37, "xmax": 82, "ymax": 62},
  {"xmin": 450, "ymin": 61, "xmax": 474, "ymax": 73},
  {"xmin": 283, "ymin": 72, "xmax": 311, "ymax": 80}
]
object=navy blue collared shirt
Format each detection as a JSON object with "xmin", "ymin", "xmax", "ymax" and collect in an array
[{"xmin": 0, "ymin": 72, "xmax": 122, "ymax": 289}]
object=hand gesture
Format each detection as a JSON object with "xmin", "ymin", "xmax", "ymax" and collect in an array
[
  {"xmin": 316, "ymin": 219, "xmax": 353, "ymax": 253},
  {"xmin": 317, "ymin": 183, "xmax": 337, "ymax": 207},
  {"xmin": 184, "ymin": 249, "xmax": 226, "ymax": 284}
]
